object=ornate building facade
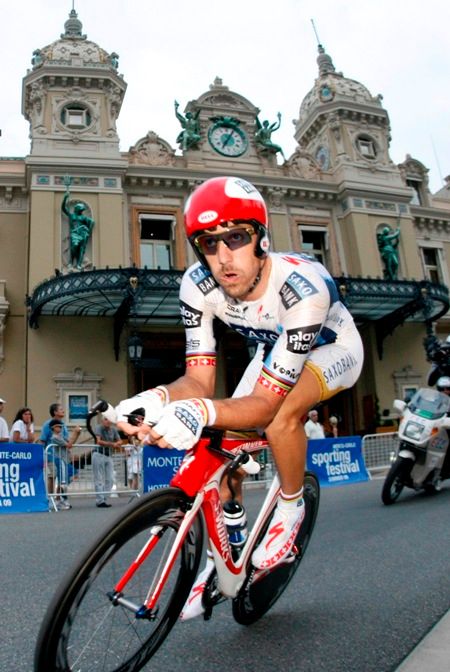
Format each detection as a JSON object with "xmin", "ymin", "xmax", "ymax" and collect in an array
[{"xmin": 0, "ymin": 10, "xmax": 449, "ymax": 433}]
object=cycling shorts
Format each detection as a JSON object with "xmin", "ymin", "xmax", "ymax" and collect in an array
[{"xmin": 232, "ymin": 324, "xmax": 363, "ymax": 403}]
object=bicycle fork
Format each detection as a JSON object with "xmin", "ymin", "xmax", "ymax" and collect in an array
[{"xmin": 107, "ymin": 496, "xmax": 204, "ymax": 619}]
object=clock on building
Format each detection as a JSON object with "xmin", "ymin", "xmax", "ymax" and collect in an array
[
  {"xmin": 315, "ymin": 145, "xmax": 331, "ymax": 170},
  {"xmin": 319, "ymin": 83, "xmax": 334, "ymax": 102},
  {"xmin": 208, "ymin": 118, "xmax": 248, "ymax": 157}
]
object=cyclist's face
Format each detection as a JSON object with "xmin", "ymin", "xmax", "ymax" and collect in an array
[{"xmin": 199, "ymin": 225, "xmax": 264, "ymax": 300}]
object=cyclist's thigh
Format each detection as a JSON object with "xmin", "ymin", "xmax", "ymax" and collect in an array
[{"xmin": 304, "ymin": 325, "xmax": 364, "ymax": 401}]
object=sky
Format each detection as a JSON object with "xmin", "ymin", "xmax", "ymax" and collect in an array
[{"xmin": 1, "ymin": 0, "xmax": 449, "ymax": 193}]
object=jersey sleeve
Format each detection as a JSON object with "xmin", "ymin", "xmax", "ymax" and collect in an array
[{"xmin": 179, "ymin": 264, "xmax": 219, "ymax": 369}]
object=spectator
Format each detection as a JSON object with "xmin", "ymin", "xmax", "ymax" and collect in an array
[
  {"xmin": 94, "ymin": 415, "xmax": 122, "ymax": 508},
  {"xmin": 10, "ymin": 407, "xmax": 35, "ymax": 443},
  {"xmin": 121, "ymin": 407, "xmax": 144, "ymax": 495},
  {"xmin": 304, "ymin": 409, "xmax": 325, "ymax": 439},
  {"xmin": 39, "ymin": 403, "xmax": 81, "ymax": 502},
  {"xmin": 48, "ymin": 419, "xmax": 72, "ymax": 510},
  {"xmin": 125, "ymin": 438, "xmax": 142, "ymax": 493},
  {"xmin": 0, "ymin": 398, "xmax": 9, "ymax": 442},
  {"xmin": 325, "ymin": 415, "xmax": 339, "ymax": 438}
]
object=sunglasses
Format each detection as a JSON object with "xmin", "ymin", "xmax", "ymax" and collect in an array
[{"xmin": 194, "ymin": 227, "xmax": 255, "ymax": 256}]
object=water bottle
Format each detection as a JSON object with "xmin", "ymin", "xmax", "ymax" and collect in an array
[{"xmin": 223, "ymin": 500, "xmax": 248, "ymax": 552}]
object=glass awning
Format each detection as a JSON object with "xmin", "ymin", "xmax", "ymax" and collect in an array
[{"xmin": 27, "ymin": 268, "xmax": 449, "ymax": 359}]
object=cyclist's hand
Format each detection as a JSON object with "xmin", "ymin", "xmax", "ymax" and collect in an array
[
  {"xmin": 115, "ymin": 387, "xmax": 169, "ymax": 428},
  {"xmin": 149, "ymin": 398, "xmax": 215, "ymax": 450}
]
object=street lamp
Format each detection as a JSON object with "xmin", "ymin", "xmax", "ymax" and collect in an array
[{"xmin": 127, "ymin": 333, "xmax": 143, "ymax": 363}]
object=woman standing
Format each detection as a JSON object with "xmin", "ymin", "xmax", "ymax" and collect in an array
[{"xmin": 10, "ymin": 407, "xmax": 36, "ymax": 443}]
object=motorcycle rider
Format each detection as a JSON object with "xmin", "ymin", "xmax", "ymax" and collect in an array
[{"xmin": 436, "ymin": 375, "xmax": 450, "ymax": 396}]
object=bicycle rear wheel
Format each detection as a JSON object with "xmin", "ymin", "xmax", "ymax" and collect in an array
[
  {"xmin": 232, "ymin": 471, "xmax": 320, "ymax": 625},
  {"xmin": 34, "ymin": 488, "xmax": 203, "ymax": 672}
]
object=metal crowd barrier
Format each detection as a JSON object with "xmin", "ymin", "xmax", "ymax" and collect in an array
[
  {"xmin": 44, "ymin": 443, "xmax": 141, "ymax": 511},
  {"xmin": 361, "ymin": 432, "xmax": 398, "ymax": 474},
  {"xmin": 245, "ymin": 434, "xmax": 399, "ymax": 488},
  {"xmin": 45, "ymin": 433, "xmax": 396, "ymax": 509}
]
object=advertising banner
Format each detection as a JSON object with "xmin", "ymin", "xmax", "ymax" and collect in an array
[
  {"xmin": 306, "ymin": 436, "xmax": 370, "ymax": 487},
  {"xmin": 142, "ymin": 445, "xmax": 186, "ymax": 492},
  {"xmin": 0, "ymin": 444, "xmax": 48, "ymax": 513}
]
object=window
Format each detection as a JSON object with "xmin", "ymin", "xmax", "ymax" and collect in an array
[
  {"xmin": 356, "ymin": 135, "xmax": 377, "ymax": 159},
  {"xmin": 421, "ymin": 246, "xmax": 444, "ymax": 284},
  {"xmin": 298, "ymin": 226, "xmax": 328, "ymax": 265},
  {"xmin": 61, "ymin": 104, "xmax": 91, "ymax": 129},
  {"xmin": 139, "ymin": 215, "xmax": 174, "ymax": 269},
  {"xmin": 406, "ymin": 179, "xmax": 422, "ymax": 206}
]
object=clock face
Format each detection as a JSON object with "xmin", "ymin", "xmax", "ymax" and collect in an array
[
  {"xmin": 315, "ymin": 145, "xmax": 330, "ymax": 170},
  {"xmin": 319, "ymin": 83, "xmax": 334, "ymax": 102},
  {"xmin": 208, "ymin": 124, "xmax": 248, "ymax": 157}
]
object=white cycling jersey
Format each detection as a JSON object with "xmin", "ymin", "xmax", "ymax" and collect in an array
[{"xmin": 180, "ymin": 252, "xmax": 363, "ymax": 400}]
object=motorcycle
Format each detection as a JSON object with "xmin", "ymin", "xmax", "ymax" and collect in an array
[{"xmin": 381, "ymin": 387, "xmax": 450, "ymax": 504}]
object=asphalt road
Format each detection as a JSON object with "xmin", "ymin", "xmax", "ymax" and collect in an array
[{"xmin": 1, "ymin": 478, "xmax": 449, "ymax": 672}]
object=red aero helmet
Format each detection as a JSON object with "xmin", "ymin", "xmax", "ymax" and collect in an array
[{"xmin": 184, "ymin": 176, "xmax": 268, "ymax": 238}]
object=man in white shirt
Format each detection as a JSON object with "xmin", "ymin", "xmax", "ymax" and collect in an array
[
  {"xmin": 0, "ymin": 398, "xmax": 9, "ymax": 442},
  {"xmin": 304, "ymin": 409, "xmax": 325, "ymax": 439}
]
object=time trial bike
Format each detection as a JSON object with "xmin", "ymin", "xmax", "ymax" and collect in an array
[{"xmin": 34, "ymin": 400, "xmax": 320, "ymax": 672}]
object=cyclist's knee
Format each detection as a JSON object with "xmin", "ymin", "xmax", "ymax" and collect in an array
[{"xmin": 265, "ymin": 410, "xmax": 305, "ymax": 441}]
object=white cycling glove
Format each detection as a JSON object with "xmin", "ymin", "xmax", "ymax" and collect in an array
[
  {"xmin": 150, "ymin": 398, "xmax": 216, "ymax": 450},
  {"xmin": 115, "ymin": 386, "xmax": 169, "ymax": 426}
]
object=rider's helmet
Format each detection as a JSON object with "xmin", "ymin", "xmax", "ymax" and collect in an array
[
  {"xmin": 436, "ymin": 376, "xmax": 450, "ymax": 393},
  {"xmin": 184, "ymin": 176, "xmax": 270, "ymax": 267}
]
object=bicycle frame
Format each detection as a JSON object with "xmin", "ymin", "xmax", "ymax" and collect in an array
[{"xmin": 111, "ymin": 434, "xmax": 280, "ymax": 615}]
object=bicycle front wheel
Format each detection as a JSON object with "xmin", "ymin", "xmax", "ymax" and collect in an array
[
  {"xmin": 34, "ymin": 488, "xmax": 203, "ymax": 672},
  {"xmin": 232, "ymin": 471, "xmax": 320, "ymax": 625}
]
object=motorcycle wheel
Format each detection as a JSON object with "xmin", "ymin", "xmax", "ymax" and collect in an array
[{"xmin": 381, "ymin": 457, "xmax": 413, "ymax": 505}]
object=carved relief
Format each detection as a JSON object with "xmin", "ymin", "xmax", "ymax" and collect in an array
[
  {"xmin": 105, "ymin": 84, "xmax": 123, "ymax": 136},
  {"xmin": 129, "ymin": 132, "xmax": 176, "ymax": 166},
  {"xmin": 26, "ymin": 80, "xmax": 48, "ymax": 131},
  {"xmin": 202, "ymin": 94, "xmax": 246, "ymax": 109},
  {"xmin": 266, "ymin": 187, "xmax": 287, "ymax": 211},
  {"xmin": 398, "ymin": 155, "xmax": 430, "ymax": 188},
  {"xmin": 285, "ymin": 148, "xmax": 321, "ymax": 179}
]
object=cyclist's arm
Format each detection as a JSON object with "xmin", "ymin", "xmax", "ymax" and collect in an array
[{"xmin": 162, "ymin": 265, "xmax": 218, "ymax": 401}]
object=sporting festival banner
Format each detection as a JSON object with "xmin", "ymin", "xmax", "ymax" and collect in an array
[
  {"xmin": 142, "ymin": 445, "xmax": 186, "ymax": 492},
  {"xmin": 306, "ymin": 436, "xmax": 370, "ymax": 486},
  {"xmin": 0, "ymin": 444, "xmax": 48, "ymax": 513}
]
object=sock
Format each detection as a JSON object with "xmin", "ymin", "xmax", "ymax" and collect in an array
[{"xmin": 279, "ymin": 487, "xmax": 304, "ymax": 512}]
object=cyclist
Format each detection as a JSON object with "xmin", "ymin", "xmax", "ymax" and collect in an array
[{"xmin": 116, "ymin": 176, "xmax": 364, "ymax": 619}]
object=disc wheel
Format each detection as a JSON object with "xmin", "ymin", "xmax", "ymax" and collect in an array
[
  {"xmin": 381, "ymin": 457, "xmax": 413, "ymax": 505},
  {"xmin": 34, "ymin": 488, "xmax": 203, "ymax": 672},
  {"xmin": 232, "ymin": 471, "xmax": 320, "ymax": 625}
]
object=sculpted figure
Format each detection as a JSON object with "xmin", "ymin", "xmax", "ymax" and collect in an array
[
  {"xmin": 377, "ymin": 226, "xmax": 400, "ymax": 280},
  {"xmin": 174, "ymin": 100, "xmax": 201, "ymax": 151},
  {"xmin": 62, "ymin": 181, "xmax": 95, "ymax": 270},
  {"xmin": 255, "ymin": 112, "xmax": 285, "ymax": 159}
]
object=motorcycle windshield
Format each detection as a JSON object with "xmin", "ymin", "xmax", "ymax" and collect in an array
[{"xmin": 408, "ymin": 388, "xmax": 450, "ymax": 419}]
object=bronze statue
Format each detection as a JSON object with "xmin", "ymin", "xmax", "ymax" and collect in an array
[
  {"xmin": 62, "ymin": 179, "xmax": 95, "ymax": 270},
  {"xmin": 174, "ymin": 100, "xmax": 201, "ymax": 151},
  {"xmin": 377, "ymin": 225, "xmax": 400, "ymax": 280},
  {"xmin": 255, "ymin": 112, "xmax": 285, "ymax": 159}
]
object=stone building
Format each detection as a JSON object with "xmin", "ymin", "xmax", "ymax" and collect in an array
[{"xmin": 0, "ymin": 9, "xmax": 448, "ymax": 434}]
